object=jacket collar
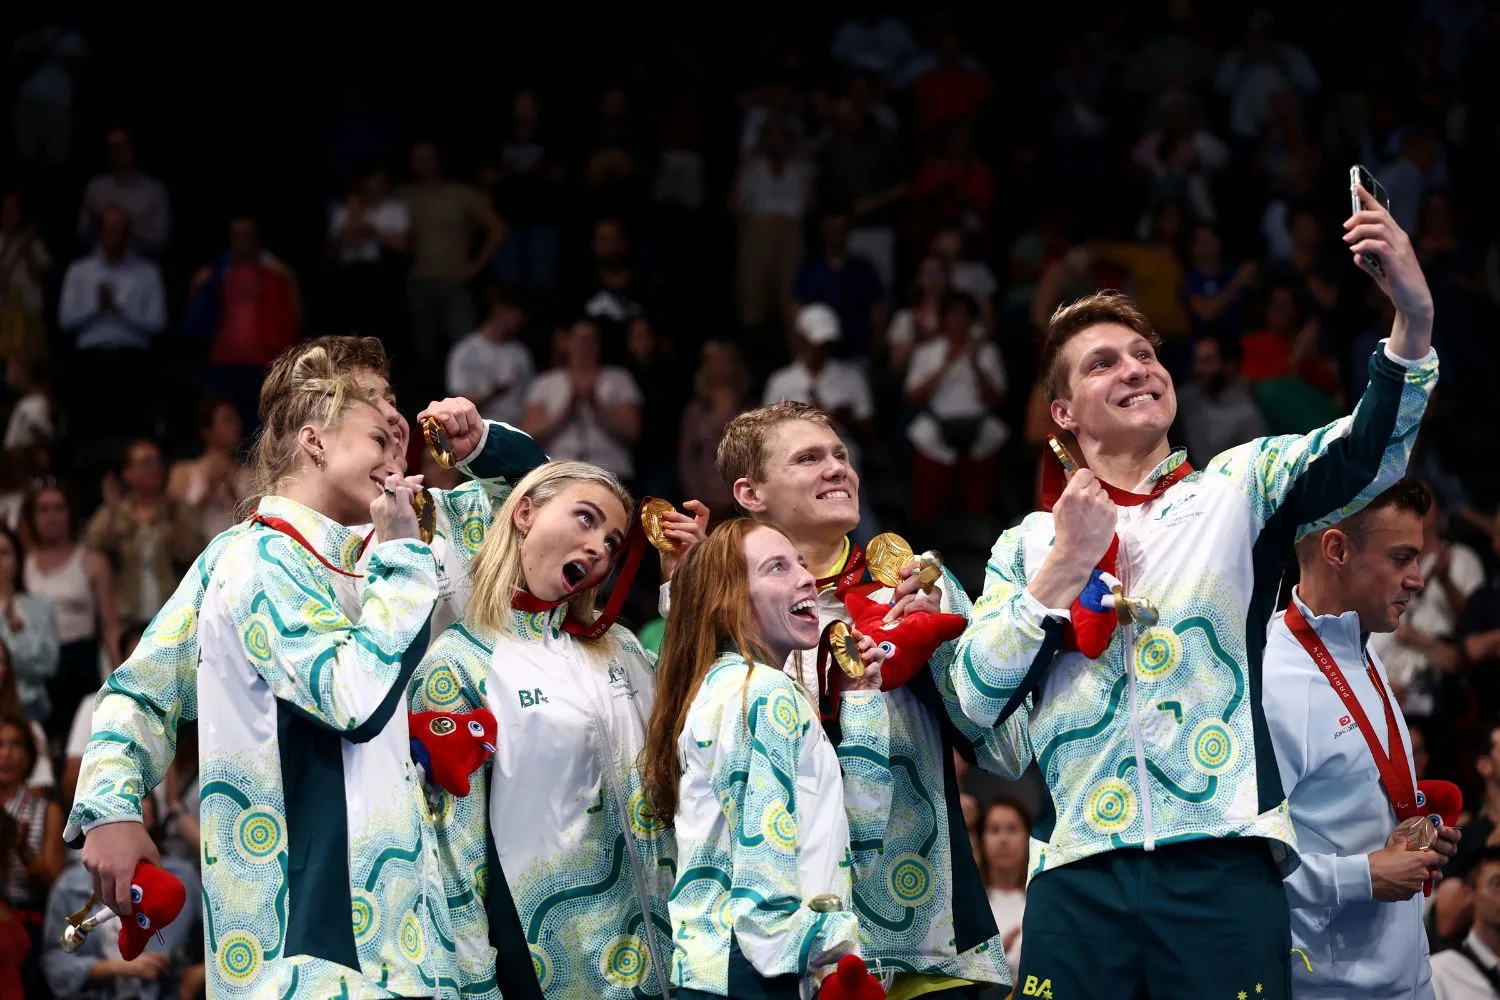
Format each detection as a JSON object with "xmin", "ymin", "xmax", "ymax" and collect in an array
[
  {"xmin": 256, "ymin": 496, "xmax": 365, "ymax": 575},
  {"xmin": 1290, "ymin": 586, "xmax": 1368, "ymax": 659}
]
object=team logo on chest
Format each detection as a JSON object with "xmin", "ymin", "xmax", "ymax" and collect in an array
[{"xmin": 608, "ymin": 661, "xmax": 637, "ymax": 699}]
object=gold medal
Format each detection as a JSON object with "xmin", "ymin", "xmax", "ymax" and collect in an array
[
  {"xmin": 1110, "ymin": 586, "xmax": 1160, "ymax": 627},
  {"xmin": 423, "ymin": 417, "xmax": 456, "ymax": 469},
  {"xmin": 1392, "ymin": 814, "xmax": 1439, "ymax": 851},
  {"xmin": 640, "ymin": 498, "xmax": 678, "ymax": 553},
  {"xmin": 827, "ymin": 620, "xmax": 864, "ymax": 679},
  {"xmin": 865, "ymin": 533, "xmax": 915, "ymax": 589},
  {"xmin": 808, "ymin": 893, "xmax": 844, "ymax": 913},
  {"xmin": 915, "ymin": 550, "xmax": 944, "ymax": 592},
  {"xmin": 412, "ymin": 487, "xmax": 437, "ymax": 545},
  {"xmin": 1048, "ymin": 434, "xmax": 1081, "ymax": 476}
]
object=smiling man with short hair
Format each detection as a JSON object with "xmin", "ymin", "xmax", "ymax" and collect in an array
[{"xmin": 951, "ymin": 189, "xmax": 1440, "ymax": 999}]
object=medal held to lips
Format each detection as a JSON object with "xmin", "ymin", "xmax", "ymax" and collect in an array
[
  {"xmin": 1393, "ymin": 814, "xmax": 1439, "ymax": 851},
  {"xmin": 640, "ymin": 498, "xmax": 678, "ymax": 553},
  {"xmin": 423, "ymin": 417, "xmax": 456, "ymax": 469},
  {"xmin": 826, "ymin": 620, "xmax": 864, "ymax": 679},
  {"xmin": 412, "ymin": 487, "xmax": 437, "ymax": 545}
]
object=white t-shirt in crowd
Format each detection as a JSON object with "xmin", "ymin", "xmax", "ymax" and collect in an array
[
  {"xmin": 736, "ymin": 157, "xmax": 813, "ymax": 219},
  {"xmin": 525, "ymin": 368, "xmax": 643, "ymax": 479},
  {"xmin": 3, "ymin": 393, "xmax": 51, "ymax": 450},
  {"xmin": 445, "ymin": 333, "xmax": 536, "ymax": 429},
  {"xmin": 987, "ymin": 887, "xmax": 1025, "ymax": 982},
  {"xmin": 328, "ymin": 198, "xmax": 410, "ymax": 264},
  {"xmin": 903, "ymin": 338, "xmax": 1010, "ymax": 463},
  {"xmin": 1369, "ymin": 543, "xmax": 1486, "ymax": 718}
]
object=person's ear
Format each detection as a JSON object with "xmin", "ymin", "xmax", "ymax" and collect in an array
[
  {"xmin": 732, "ymin": 478, "xmax": 768, "ymax": 516},
  {"xmin": 512, "ymin": 495, "xmax": 536, "ymax": 537},
  {"xmin": 297, "ymin": 426, "xmax": 326, "ymax": 469}
]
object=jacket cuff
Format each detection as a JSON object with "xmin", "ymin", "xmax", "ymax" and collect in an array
[{"xmin": 1336, "ymin": 852, "xmax": 1373, "ymax": 904}]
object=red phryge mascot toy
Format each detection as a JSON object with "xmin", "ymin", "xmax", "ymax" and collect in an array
[
  {"xmin": 409, "ymin": 708, "xmax": 499, "ymax": 797},
  {"xmin": 61, "ymin": 861, "xmax": 187, "ymax": 960},
  {"xmin": 817, "ymin": 954, "xmax": 887, "ymax": 999}
]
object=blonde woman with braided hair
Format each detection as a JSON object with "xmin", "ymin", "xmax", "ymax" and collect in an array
[{"xmin": 411, "ymin": 460, "xmax": 677, "ymax": 1000}]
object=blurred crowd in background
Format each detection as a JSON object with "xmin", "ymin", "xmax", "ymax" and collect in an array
[{"xmin": 3, "ymin": 0, "xmax": 1500, "ymax": 994}]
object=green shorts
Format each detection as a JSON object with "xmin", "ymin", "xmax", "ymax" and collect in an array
[{"xmin": 1014, "ymin": 837, "xmax": 1291, "ymax": 1000}]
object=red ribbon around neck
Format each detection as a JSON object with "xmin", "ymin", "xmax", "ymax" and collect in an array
[
  {"xmin": 816, "ymin": 543, "xmax": 867, "ymax": 594},
  {"xmin": 509, "ymin": 497, "xmax": 653, "ymax": 640},
  {"xmin": 1040, "ymin": 443, "xmax": 1193, "ymax": 511},
  {"xmin": 1284, "ymin": 600, "xmax": 1419, "ymax": 820},
  {"xmin": 253, "ymin": 515, "xmax": 369, "ymax": 578}
]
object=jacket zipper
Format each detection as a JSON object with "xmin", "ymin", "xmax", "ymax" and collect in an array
[
  {"xmin": 1117, "ymin": 518, "xmax": 1156, "ymax": 851},
  {"xmin": 570, "ymin": 643, "xmax": 667, "ymax": 990}
]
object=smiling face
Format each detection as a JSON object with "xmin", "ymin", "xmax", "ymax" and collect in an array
[
  {"xmin": 514, "ymin": 481, "xmax": 628, "ymax": 602},
  {"xmin": 1050, "ymin": 322, "xmax": 1176, "ymax": 453},
  {"xmin": 308, "ymin": 401, "xmax": 404, "ymax": 525},
  {"xmin": 744, "ymin": 526, "xmax": 820, "ymax": 662},
  {"xmin": 735, "ymin": 419, "xmax": 860, "ymax": 543}
]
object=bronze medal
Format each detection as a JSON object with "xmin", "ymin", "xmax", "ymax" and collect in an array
[
  {"xmin": 827, "ymin": 620, "xmax": 864, "ymax": 679},
  {"xmin": 1392, "ymin": 814, "xmax": 1439, "ymax": 851},
  {"xmin": 865, "ymin": 533, "xmax": 915, "ymax": 589},
  {"xmin": 413, "ymin": 488, "xmax": 437, "ymax": 545},
  {"xmin": 1048, "ymin": 434, "xmax": 1081, "ymax": 476},
  {"xmin": 423, "ymin": 417, "xmax": 457, "ymax": 469},
  {"xmin": 640, "ymin": 498, "xmax": 678, "ymax": 553}
]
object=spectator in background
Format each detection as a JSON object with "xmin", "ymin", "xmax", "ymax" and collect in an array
[
  {"xmin": 818, "ymin": 94, "xmax": 906, "ymax": 291},
  {"xmin": 1183, "ymin": 222, "xmax": 1256, "ymax": 340},
  {"xmin": 42, "ymin": 792, "xmax": 202, "ymax": 1000},
  {"xmin": 1172, "ymin": 336, "xmax": 1267, "ymax": 468},
  {"xmin": 575, "ymin": 217, "xmax": 655, "ymax": 350},
  {"xmin": 3, "ymin": 356, "xmax": 52, "ymax": 454},
  {"xmin": 400, "ymin": 139, "xmax": 505, "ymax": 396},
  {"xmin": 160, "ymin": 722, "xmax": 199, "ymax": 871},
  {"xmin": 10, "ymin": 19, "xmax": 87, "ymax": 166},
  {"xmin": 84, "ymin": 441, "xmax": 199, "ymax": 631},
  {"xmin": 1380, "ymin": 124, "xmax": 1448, "ymax": 237},
  {"xmin": 677, "ymin": 341, "xmax": 750, "ymax": 525},
  {"xmin": 1430, "ymin": 846, "xmax": 1500, "ymax": 999},
  {"xmin": 486, "ymin": 88, "xmax": 566, "ymax": 293},
  {"xmin": 1241, "ymin": 282, "xmax": 1343, "ymax": 433},
  {"xmin": 980, "ymin": 796, "xmax": 1031, "ymax": 981},
  {"xmin": 165, "ymin": 396, "xmax": 251, "ymax": 541},
  {"xmin": 0, "ymin": 643, "xmax": 54, "ymax": 794},
  {"xmin": 0, "ymin": 192, "xmax": 51, "ymax": 365},
  {"xmin": 1214, "ymin": 9, "xmax": 1320, "ymax": 142},
  {"xmin": 623, "ymin": 316, "xmax": 688, "ymax": 501},
  {"xmin": 732, "ymin": 115, "xmax": 812, "ymax": 336},
  {"xmin": 908, "ymin": 22, "xmax": 991, "ymax": 133},
  {"xmin": 24, "ymin": 484, "xmax": 120, "ymax": 742},
  {"xmin": 56, "ymin": 207, "xmax": 167, "ymax": 446},
  {"xmin": 887, "ymin": 255, "xmax": 973, "ymax": 378},
  {"xmin": 1092, "ymin": 199, "xmax": 1193, "ymax": 354},
  {"xmin": 931, "ymin": 226, "xmax": 999, "ymax": 335},
  {"xmin": 185, "ymin": 216, "xmax": 301, "ymax": 439},
  {"xmin": 77, "ymin": 128, "xmax": 171, "ymax": 257},
  {"xmin": 0, "ymin": 526, "xmax": 58, "ymax": 726},
  {"xmin": 790, "ymin": 209, "xmax": 886, "ymax": 359},
  {"xmin": 829, "ymin": 3, "xmax": 918, "ymax": 85},
  {"xmin": 909, "ymin": 121, "xmax": 993, "ymax": 255},
  {"xmin": 522, "ymin": 318, "xmax": 642, "ymax": 486},
  {"xmin": 903, "ymin": 293, "xmax": 1008, "ymax": 522},
  {"xmin": 445, "ymin": 283, "xmax": 535, "ymax": 428},
  {"xmin": 0, "ymin": 711, "xmax": 63, "ymax": 989},
  {"xmin": 327, "ymin": 160, "xmax": 409, "ymax": 344}
]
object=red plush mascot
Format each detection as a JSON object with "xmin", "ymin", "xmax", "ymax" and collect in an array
[
  {"xmin": 840, "ymin": 582, "xmax": 968, "ymax": 691},
  {"xmin": 108, "ymin": 862, "xmax": 188, "ymax": 960},
  {"xmin": 409, "ymin": 709, "xmax": 499, "ymax": 797},
  {"xmin": 817, "ymin": 954, "xmax": 886, "ymax": 1000}
]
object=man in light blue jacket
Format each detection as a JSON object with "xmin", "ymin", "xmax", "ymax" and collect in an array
[{"xmin": 1264, "ymin": 480, "xmax": 1459, "ymax": 999}]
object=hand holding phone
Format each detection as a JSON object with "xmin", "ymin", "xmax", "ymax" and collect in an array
[{"xmin": 1349, "ymin": 165, "xmax": 1392, "ymax": 277}]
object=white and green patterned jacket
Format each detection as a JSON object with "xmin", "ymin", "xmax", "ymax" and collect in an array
[
  {"xmin": 660, "ymin": 567, "xmax": 1028, "ymax": 989},
  {"xmin": 670, "ymin": 653, "xmax": 891, "ymax": 999},
  {"xmin": 412, "ymin": 609, "xmax": 677, "ymax": 1000},
  {"xmin": 64, "ymin": 422, "xmax": 546, "ymax": 998},
  {"xmin": 950, "ymin": 343, "xmax": 1437, "ymax": 879}
]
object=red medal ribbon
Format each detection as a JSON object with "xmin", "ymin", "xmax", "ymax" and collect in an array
[
  {"xmin": 253, "ymin": 515, "xmax": 367, "ymax": 578},
  {"xmin": 1284, "ymin": 600, "xmax": 1419, "ymax": 820},
  {"xmin": 816, "ymin": 542, "xmax": 867, "ymax": 594},
  {"xmin": 509, "ymin": 497, "xmax": 653, "ymax": 641},
  {"xmin": 1040, "ymin": 449, "xmax": 1194, "ymax": 511}
]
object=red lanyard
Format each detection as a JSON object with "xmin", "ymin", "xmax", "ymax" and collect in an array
[
  {"xmin": 1040, "ymin": 452, "xmax": 1194, "ymax": 512},
  {"xmin": 816, "ymin": 542, "xmax": 867, "ymax": 594},
  {"xmin": 1284, "ymin": 600, "xmax": 1419, "ymax": 820},
  {"xmin": 253, "ymin": 515, "xmax": 368, "ymax": 578},
  {"xmin": 509, "ymin": 498, "xmax": 652, "ymax": 641}
]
